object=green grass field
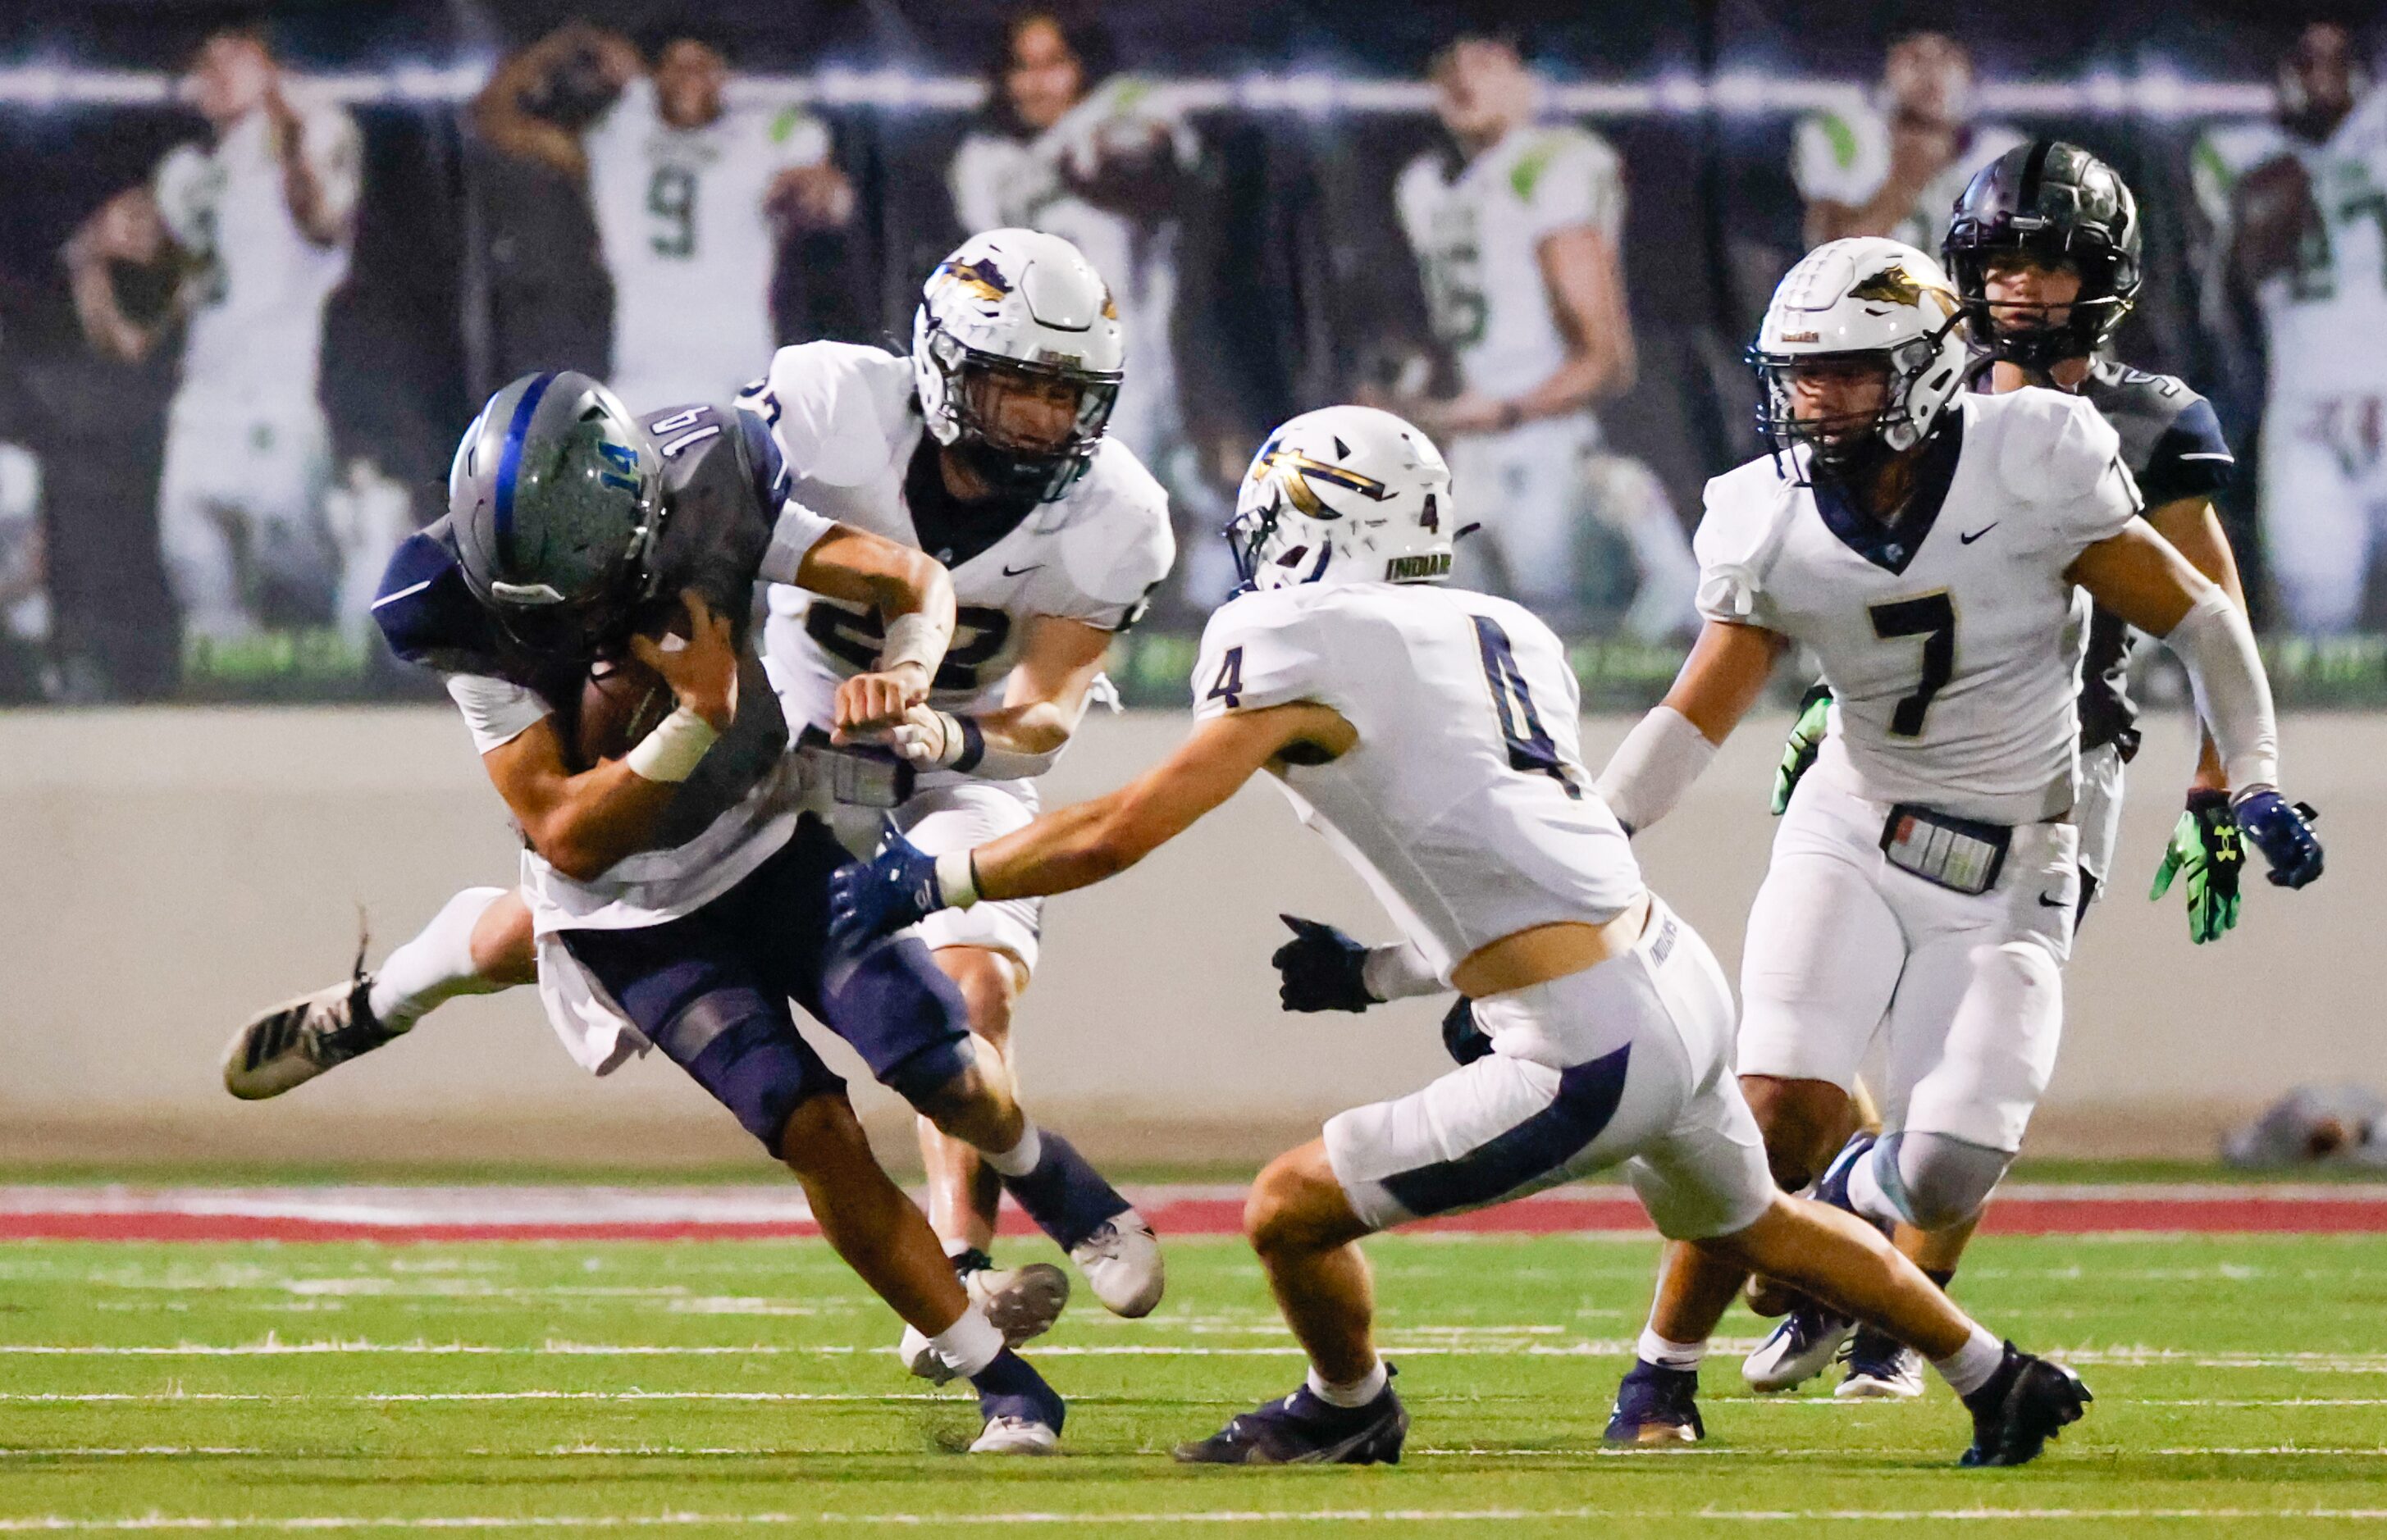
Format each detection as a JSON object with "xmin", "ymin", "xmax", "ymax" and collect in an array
[{"xmin": 3, "ymin": 1232, "xmax": 2385, "ymax": 1537}]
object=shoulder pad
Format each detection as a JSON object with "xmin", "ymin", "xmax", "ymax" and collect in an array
[
  {"xmin": 760, "ymin": 342, "xmax": 915, "ymax": 487},
  {"xmin": 1987, "ymin": 389, "xmax": 2121, "ymax": 506},
  {"xmin": 1052, "ymin": 440, "xmax": 1177, "ymax": 612},
  {"xmin": 372, "ymin": 522, "xmax": 503, "ymax": 674}
]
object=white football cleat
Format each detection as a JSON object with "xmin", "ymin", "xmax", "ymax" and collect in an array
[
  {"xmin": 1836, "ymin": 1334, "xmax": 1927, "ymax": 1401},
  {"xmin": 1742, "ymin": 1305, "xmax": 1855, "ymax": 1393},
  {"xmin": 1071, "ymin": 1212, "xmax": 1164, "ymax": 1318},
  {"xmin": 222, "ymin": 973, "xmax": 404, "ymax": 1100},
  {"xmin": 900, "ymin": 1260, "xmax": 1072, "ymax": 1383},
  {"xmin": 970, "ymin": 1415, "xmax": 1060, "ymax": 1456}
]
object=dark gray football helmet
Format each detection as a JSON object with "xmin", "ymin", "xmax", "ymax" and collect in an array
[{"xmin": 447, "ymin": 371, "xmax": 663, "ymax": 658}]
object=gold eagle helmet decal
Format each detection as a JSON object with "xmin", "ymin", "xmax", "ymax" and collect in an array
[
  {"xmin": 933, "ymin": 257, "xmax": 1013, "ymax": 306},
  {"xmin": 1253, "ymin": 442, "xmax": 1394, "ymax": 519},
  {"xmin": 1851, "ymin": 262, "xmax": 1959, "ymax": 319}
]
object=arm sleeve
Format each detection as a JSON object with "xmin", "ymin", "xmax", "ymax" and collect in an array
[
  {"xmin": 446, "ymin": 673, "xmax": 550, "ymax": 756},
  {"xmin": 2160, "ymin": 585, "xmax": 2279, "ymax": 794},
  {"xmin": 1190, "ymin": 598, "xmax": 1321, "ymax": 721}
]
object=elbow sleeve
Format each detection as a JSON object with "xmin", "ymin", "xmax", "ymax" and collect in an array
[
  {"xmin": 1594, "ymin": 706, "xmax": 1716, "ymax": 835},
  {"xmin": 2161, "ymin": 585, "xmax": 2279, "ymax": 795}
]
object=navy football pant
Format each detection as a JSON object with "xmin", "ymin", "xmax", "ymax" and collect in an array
[{"xmin": 564, "ymin": 815, "xmax": 974, "ymax": 1152}]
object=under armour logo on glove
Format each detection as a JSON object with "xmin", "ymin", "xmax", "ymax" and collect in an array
[
  {"xmin": 827, "ymin": 827, "xmax": 945, "ymax": 951},
  {"xmin": 2231, "ymin": 791, "xmax": 2324, "ymax": 890}
]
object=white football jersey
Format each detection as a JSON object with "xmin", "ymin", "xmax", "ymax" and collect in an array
[
  {"xmin": 1193, "ymin": 581, "xmax": 1641, "ymax": 984},
  {"xmin": 586, "ymin": 79, "xmax": 830, "ymax": 408},
  {"xmin": 947, "ymin": 77, "xmax": 1196, "ymax": 462},
  {"xmin": 1790, "ymin": 102, "xmax": 2025, "ymax": 253},
  {"xmin": 754, "ymin": 342, "xmax": 1174, "ymax": 777},
  {"xmin": 2191, "ymin": 92, "xmax": 2387, "ymax": 401},
  {"xmin": 1696, "ymin": 390, "xmax": 2140, "ymax": 826},
  {"xmin": 1395, "ymin": 123, "xmax": 1623, "ymax": 402},
  {"xmin": 153, "ymin": 99, "xmax": 359, "ymax": 407}
]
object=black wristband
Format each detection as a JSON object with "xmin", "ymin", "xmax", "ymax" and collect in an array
[{"xmin": 951, "ymin": 713, "xmax": 987, "ymax": 774}]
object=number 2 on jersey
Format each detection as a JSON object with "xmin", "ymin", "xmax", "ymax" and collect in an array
[
  {"xmin": 1869, "ymin": 592, "xmax": 1956, "ymax": 737},
  {"xmin": 1472, "ymin": 617, "xmax": 1578, "ymax": 798}
]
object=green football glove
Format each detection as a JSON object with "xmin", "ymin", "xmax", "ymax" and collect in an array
[
  {"xmin": 2148, "ymin": 789, "xmax": 2243, "ymax": 945},
  {"xmin": 1772, "ymin": 683, "xmax": 1833, "ymax": 815}
]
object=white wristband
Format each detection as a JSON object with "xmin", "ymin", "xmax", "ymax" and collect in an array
[
  {"xmin": 933, "ymin": 849, "xmax": 980, "ymax": 909},
  {"xmin": 623, "ymin": 706, "xmax": 719, "ymax": 784},
  {"xmin": 880, "ymin": 611, "xmax": 952, "ymax": 678},
  {"xmin": 2162, "ymin": 585, "xmax": 2279, "ymax": 795}
]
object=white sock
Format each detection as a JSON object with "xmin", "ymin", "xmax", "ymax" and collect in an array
[
  {"xmin": 1637, "ymin": 1326, "xmax": 1707, "ymax": 1371},
  {"xmin": 927, "ymin": 1305, "xmax": 1004, "ymax": 1380},
  {"xmin": 1932, "ymin": 1326, "xmax": 2006, "ymax": 1397},
  {"xmin": 1306, "ymin": 1359, "xmax": 1388, "ymax": 1408},
  {"xmin": 367, "ymin": 887, "xmax": 510, "ymax": 1032},
  {"xmin": 983, "ymin": 1122, "xmax": 1043, "ymax": 1179},
  {"xmin": 1846, "ymin": 1147, "xmax": 1910, "ymax": 1231}
]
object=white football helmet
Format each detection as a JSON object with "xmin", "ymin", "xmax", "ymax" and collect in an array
[
  {"xmin": 1750, "ymin": 236, "xmax": 1969, "ymax": 473},
  {"xmin": 1228, "ymin": 406, "xmax": 1455, "ymax": 592},
  {"xmin": 913, "ymin": 228, "xmax": 1125, "ymax": 502}
]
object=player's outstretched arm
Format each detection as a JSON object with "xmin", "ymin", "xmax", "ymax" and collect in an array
[
  {"xmin": 828, "ymin": 704, "xmax": 1352, "ymax": 950},
  {"xmin": 472, "ymin": 23, "xmax": 636, "ymax": 179},
  {"xmin": 798, "ymin": 525, "xmax": 956, "ymax": 739},
  {"xmin": 879, "ymin": 614, "xmax": 1114, "ymax": 781},
  {"xmin": 1595, "ymin": 618, "xmax": 1787, "ymax": 834},
  {"xmin": 2070, "ymin": 524, "xmax": 2322, "ymax": 889},
  {"xmin": 477, "ymin": 590, "xmax": 739, "ymax": 882},
  {"xmin": 2144, "ymin": 494, "xmax": 2251, "ymax": 795}
]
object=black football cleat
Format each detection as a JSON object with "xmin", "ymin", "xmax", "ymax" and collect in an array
[
  {"xmin": 1960, "ymin": 1343, "xmax": 2092, "ymax": 1467},
  {"xmin": 1604, "ymin": 1359, "xmax": 1704, "ymax": 1444},
  {"xmin": 1175, "ymin": 1367, "xmax": 1407, "ymax": 1465}
]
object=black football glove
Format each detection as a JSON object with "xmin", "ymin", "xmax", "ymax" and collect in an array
[
  {"xmin": 2234, "ymin": 791, "xmax": 2323, "ymax": 890},
  {"xmin": 1441, "ymin": 996, "xmax": 1493, "ymax": 1066},
  {"xmin": 1271, "ymin": 914, "xmax": 1378, "ymax": 1013}
]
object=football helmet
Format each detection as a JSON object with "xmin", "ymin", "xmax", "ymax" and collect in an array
[
  {"xmin": 1227, "ymin": 405, "xmax": 1455, "ymax": 592},
  {"xmin": 1750, "ymin": 237, "xmax": 1969, "ymax": 476},
  {"xmin": 1943, "ymin": 139, "xmax": 2143, "ymax": 372},
  {"xmin": 913, "ymin": 229, "xmax": 1125, "ymax": 503},
  {"xmin": 448, "ymin": 370, "xmax": 664, "ymax": 659}
]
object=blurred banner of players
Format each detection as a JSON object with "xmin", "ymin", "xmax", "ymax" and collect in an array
[{"xmin": 0, "ymin": 0, "xmax": 2378, "ymax": 703}]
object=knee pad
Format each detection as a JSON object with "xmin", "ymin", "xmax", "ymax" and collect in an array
[
  {"xmin": 822, "ymin": 938, "xmax": 974, "ymax": 1105},
  {"xmin": 1877, "ymin": 1130, "xmax": 2013, "ymax": 1232}
]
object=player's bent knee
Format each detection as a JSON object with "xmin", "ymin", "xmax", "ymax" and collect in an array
[
  {"xmin": 1245, "ymin": 1146, "xmax": 1367, "ymax": 1256},
  {"xmin": 773, "ymin": 1091, "xmax": 872, "ymax": 1173},
  {"xmin": 1741, "ymin": 1076, "xmax": 1851, "ymax": 1189},
  {"xmin": 890, "ymin": 1041, "xmax": 991, "ymax": 1122},
  {"xmin": 1885, "ymin": 1131, "xmax": 2013, "ymax": 1232},
  {"xmin": 933, "ymin": 946, "xmax": 1020, "ymax": 1049}
]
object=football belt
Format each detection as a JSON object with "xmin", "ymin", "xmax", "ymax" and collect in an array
[{"xmin": 1878, "ymin": 804, "xmax": 2012, "ymax": 896}]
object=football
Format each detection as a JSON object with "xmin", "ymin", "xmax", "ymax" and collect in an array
[{"xmin": 572, "ymin": 654, "xmax": 673, "ymax": 769}]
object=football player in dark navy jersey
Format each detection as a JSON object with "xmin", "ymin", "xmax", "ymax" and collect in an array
[
  {"xmin": 224, "ymin": 371, "xmax": 1158, "ymax": 1455},
  {"xmin": 1750, "ymin": 143, "xmax": 2264, "ymax": 1407}
]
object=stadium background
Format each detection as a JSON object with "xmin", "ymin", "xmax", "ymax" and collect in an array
[{"xmin": 0, "ymin": 0, "xmax": 2380, "ymax": 1170}]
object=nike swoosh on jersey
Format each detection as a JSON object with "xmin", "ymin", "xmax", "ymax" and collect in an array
[
  {"xmin": 2037, "ymin": 891, "xmax": 2068, "ymax": 909},
  {"xmin": 1001, "ymin": 563, "xmax": 1044, "ymax": 577},
  {"xmin": 1960, "ymin": 523, "xmax": 2000, "ymax": 544}
]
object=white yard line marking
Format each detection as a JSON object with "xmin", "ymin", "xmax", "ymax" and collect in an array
[
  {"xmin": 6, "ymin": 1508, "xmax": 2387, "ymax": 1530},
  {"xmin": 2, "ymin": 1340, "xmax": 2382, "ymax": 1371}
]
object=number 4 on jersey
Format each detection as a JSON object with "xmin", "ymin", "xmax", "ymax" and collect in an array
[
  {"xmin": 1472, "ymin": 617, "xmax": 1579, "ymax": 799},
  {"xmin": 1207, "ymin": 646, "xmax": 1245, "ymax": 710}
]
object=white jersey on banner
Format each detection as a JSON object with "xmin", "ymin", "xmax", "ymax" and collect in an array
[
  {"xmin": 1791, "ymin": 102, "xmax": 2026, "ymax": 253},
  {"xmin": 586, "ymin": 78, "xmax": 832, "ymax": 409},
  {"xmin": 1394, "ymin": 123, "xmax": 1623, "ymax": 403},
  {"xmin": 153, "ymin": 98, "xmax": 360, "ymax": 408},
  {"xmin": 1696, "ymin": 389, "xmax": 2141, "ymax": 826},
  {"xmin": 948, "ymin": 77, "xmax": 1198, "ymax": 463},
  {"xmin": 1193, "ymin": 581, "xmax": 1641, "ymax": 986}
]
